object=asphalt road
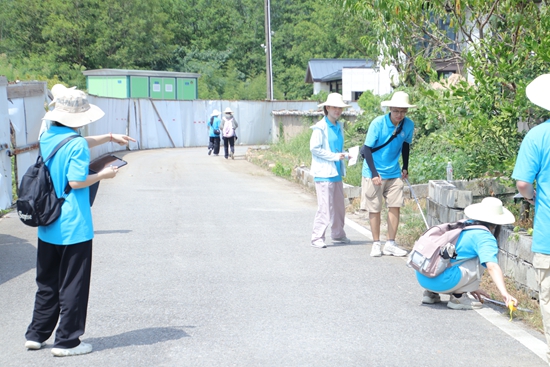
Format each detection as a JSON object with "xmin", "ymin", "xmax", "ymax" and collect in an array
[{"xmin": 0, "ymin": 146, "xmax": 547, "ymax": 367}]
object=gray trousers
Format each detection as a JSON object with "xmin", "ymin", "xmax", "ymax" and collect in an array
[{"xmin": 311, "ymin": 181, "xmax": 346, "ymax": 246}]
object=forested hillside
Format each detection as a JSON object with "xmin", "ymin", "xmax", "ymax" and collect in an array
[{"xmin": 0, "ymin": 0, "xmax": 369, "ymax": 100}]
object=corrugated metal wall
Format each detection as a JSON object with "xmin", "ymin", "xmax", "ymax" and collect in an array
[{"xmin": 1, "ymin": 90, "xmax": 328, "ymax": 209}]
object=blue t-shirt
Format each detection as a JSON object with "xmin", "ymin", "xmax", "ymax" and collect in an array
[
  {"xmin": 315, "ymin": 117, "xmax": 343, "ymax": 183},
  {"xmin": 416, "ymin": 228, "xmax": 497, "ymax": 292},
  {"xmin": 209, "ymin": 116, "xmax": 221, "ymax": 137},
  {"xmin": 37, "ymin": 126, "xmax": 94, "ymax": 245},
  {"xmin": 362, "ymin": 113, "xmax": 414, "ymax": 179},
  {"xmin": 512, "ymin": 120, "xmax": 550, "ymax": 254}
]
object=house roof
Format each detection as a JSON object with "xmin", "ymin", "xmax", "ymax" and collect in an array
[{"xmin": 305, "ymin": 59, "xmax": 374, "ymax": 83}]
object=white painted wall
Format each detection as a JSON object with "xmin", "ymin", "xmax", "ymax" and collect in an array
[
  {"xmin": 342, "ymin": 65, "xmax": 395, "ymax": 101},
  {"xmin": 313, "ymin": 82, "xmax": 330, "ymax": 95}
]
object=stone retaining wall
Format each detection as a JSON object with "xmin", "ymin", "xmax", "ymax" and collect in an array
[{"xmin": 428, "ymin": 179, "xmax": 536, "ymax": 296}]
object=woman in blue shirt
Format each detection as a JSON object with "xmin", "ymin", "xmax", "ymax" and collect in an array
[
  {"xmin": 418, "ymin": 197, "xmax": 518, "ymax": 310},
  {"xmin": 207, "ymin": 109, "xmax": 221, "ymax": 156},
  {"xmin": 310, "ymin": 93, "xmax": 353, "ymax": 248},
  {"xmin": 25, "ymin": 87, "xmax": 135, "ymax": 357}
]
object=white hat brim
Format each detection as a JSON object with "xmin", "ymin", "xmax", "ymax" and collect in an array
[
  {"xmin": 526, "ymin": 74, "xmax": 550, "ymax": 111},
  {"xmin": 43, "ymin": 103, "xmax": 105, "ymax": 128},
  {"xmin": 464, "ymin": 203, "xmax": 515, "ymax": 225},
  {"xmin": 317, "ymin": 101, "xmax": 351, "ymax": 108},
  {"xmin": 381, "ymin": 101, "xmax": 417, "ymax": 108}
]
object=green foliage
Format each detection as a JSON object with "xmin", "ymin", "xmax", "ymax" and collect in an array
[
  {"xmin": 271, "ymin": 124, "xmax": 312, "ymax": 166},
  {"xmin": 0, "ymin": 0, "xmax": 366, "ymax": 100},
  {"xmin": 339, "ymin": 0, "xmax": 550, "ymax": 180},
  {"xmin": 271, "ymin": 162, "xmax": 292, "ymax": 178}
]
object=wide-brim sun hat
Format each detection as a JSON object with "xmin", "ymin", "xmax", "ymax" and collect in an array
[
  {"xmin": 318, "ymin": 93, "xmax": 351, "ymax": 108},
  {"xmin": 381, "ymin": 91, "xmax": 417, "ymax": 108},
  {"xmin": 464, "ymin": 197, "xmax": 515, "ymax": 225},
  {"xmin": 211, "ymin": 109, "xmax": 220, "ymax": 117},
  {"xmin": 49, "ymin": 84, "xmax": 77, "ymax": 107},
  {"xmin": 526, "ymin": 74, "xmax": 550, "ymax": 111},
  {"xmin": 43, "ymin": 89, "xmax": 105, "ymax": 128},
  {"xmin": 224, "ymin": 107, "xmax": 233, "ymax": 114}
]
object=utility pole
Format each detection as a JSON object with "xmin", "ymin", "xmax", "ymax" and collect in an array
[{"xmin": 264, "ymin": 0, "xmax": 273, "ymax": 100}]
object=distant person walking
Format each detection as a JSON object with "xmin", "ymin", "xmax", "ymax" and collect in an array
[
  {"xmin": 310, "ymin": 93, "xmax": 352, "ymax": 248},
  {"xmin": 208, "ymin": 109, "xmax": 221, "ymax": 156},
  {"xmin": 24, "ymin": 86, "xmax": 135, "ymax": 357},
  {"xmin": 360, "ymin": 91, "xmax": 416, "ymax": 258},
  {"xmin": 512, "ymin": 73, "xmax": 550, "ymax": 364},
  {"xmin": 221, "ymin": 107, "xmax": 238, "ymax": 159}
]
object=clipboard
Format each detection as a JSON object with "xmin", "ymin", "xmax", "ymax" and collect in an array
[{"xmin": 89, "ymin": 154, "xmax": 127, "ymax": 173}]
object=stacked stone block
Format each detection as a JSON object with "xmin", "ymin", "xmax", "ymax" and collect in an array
[
  {"xmin": 498, "ymin": 227, "xmax": 537, "ymax": 297},
  {"xmin": 426, "ymin": 180, "xmax": 472, "ymax": 226}
]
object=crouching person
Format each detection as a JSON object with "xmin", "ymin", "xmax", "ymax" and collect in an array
[{"xmin": 417, "ymin": 197, "xmax": 518, "ymax": 310}]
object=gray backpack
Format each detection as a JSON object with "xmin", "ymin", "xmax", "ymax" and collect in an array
[{"xmin": 407, "ymin": 220, "xmax": 488, "ymax": 277}]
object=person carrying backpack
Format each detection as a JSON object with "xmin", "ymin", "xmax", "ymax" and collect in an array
[
  {"xmin": 416, "ymin": 197, "xmax": 518, "ymax": 310},
  {"xmin": 220, "ymin": 107, "xmax": 238, "ymax": 159},
  {"xmin": 24, "ymin": 86, "xmax": 135, "ymax": 357},
  {"xmin": 207, "ymin": 109, "xmax": 221, "ymax": 156}
]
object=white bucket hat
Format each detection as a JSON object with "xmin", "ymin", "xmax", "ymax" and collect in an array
[
  {"xmin": 210, "ymin": 109, "xmax": 220, "ymax": 117},
  {"xmin": 464, "ymin": 197, "xmax": 515, "ymax": 225},
  {"xmin": 43, "ymin": 89, "xmax": 105, "ymax": 128},
  {"xmin": 526, "ymin": 74, "xmax": 550, "ymax": 111},
  {"xmin": 224, "ymin": 107, "xmax": 233, "ymax": 114},
  {"xmin": 318, "ymin": 93, "xmax": 351, "ymax": 108},
  {"xmin": 381, "ymin": 91, "xmax": 417, "ymax": 108}
]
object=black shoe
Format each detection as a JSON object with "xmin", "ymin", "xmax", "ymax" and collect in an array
[{"xmin": 208, "ymin": 149, "xmax": 212, "ymax": 155}]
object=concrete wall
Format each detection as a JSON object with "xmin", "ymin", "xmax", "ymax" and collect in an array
[{"xmin": 271, "ymin": 111, "xmax": 359, "ymax": 143}]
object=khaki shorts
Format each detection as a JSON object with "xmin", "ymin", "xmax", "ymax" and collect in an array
[{"xmin": 361, "ymin": 177, "xmax": 404, "ymax": 213}]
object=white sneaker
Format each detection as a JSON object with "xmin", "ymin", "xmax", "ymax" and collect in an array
[
  {"xmin": 51, "ymin": 342, "xmax": 93, "ymax": 357},
  {"xmin": 311, "ymin": 241, "xmax": 327, "ymax": 249},
  {"xmin": 383, "ymin": 242, "xmax": 408, "ymax": 257},
  {"xmin": 25, "ymin": 340, "xmax": 46, "ymax": 350},
  {"xmin": 370, "ymin": 242, "xmax": 382, "ymax": 257},
  {"xmin": 447, "ymin": 294, "xmax": 483, "ymax": 310}
]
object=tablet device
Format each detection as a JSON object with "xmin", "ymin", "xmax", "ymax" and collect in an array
[{"xmin": 89, "ymin": 154, "xmax": 128, "ymax": 173}]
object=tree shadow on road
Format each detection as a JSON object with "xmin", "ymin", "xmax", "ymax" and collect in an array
[
  {"xmin": 85, "ymin": 326, "xmax": 194, "ymax": 352},
  {"xmin": 0, "ymin": 234, "xmax": 36, "ymax": 285}
]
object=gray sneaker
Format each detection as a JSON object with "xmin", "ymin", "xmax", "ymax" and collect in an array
[
  {"xmin": 447, "ymin": 294, "xmax": 483, "ymax": 310},
  {"xmin": 422, "ymin": 290, "xmax": 441, "ymax": 304},
  {"xmin": 332, "ymin": 236, "xmax": 351, "ymax": 244},
  {"xmin": 382, "ymin": 243, "xmax": 408, "ymax": 257}
]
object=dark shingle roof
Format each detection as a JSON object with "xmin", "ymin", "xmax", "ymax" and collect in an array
[{"xmin": 305, "ymin": 59, "xmax": 374, "ymax": 83}]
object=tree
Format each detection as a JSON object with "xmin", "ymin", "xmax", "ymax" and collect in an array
[{"xmin": 339, "ymin": 0, "xmax": 550, "ymax": 179}]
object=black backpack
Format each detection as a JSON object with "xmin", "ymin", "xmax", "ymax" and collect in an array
[{"xmin": 16, "ymin": 135, "xmax": 79, "ymax": 227}]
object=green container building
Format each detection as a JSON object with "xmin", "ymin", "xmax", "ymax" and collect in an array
[{"xmin": 83, "ymin": 69, "xmax": 200, "ymax": 100}]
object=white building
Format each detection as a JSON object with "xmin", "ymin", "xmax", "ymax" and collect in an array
[{"xmin": 305, "ymin": 59, "xmax": 397, "ymax": 101}]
